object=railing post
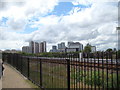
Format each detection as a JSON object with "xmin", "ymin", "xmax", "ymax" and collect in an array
[
  {"xmin": 27, "ymin": 57, "xmax": 30, "ymax": 79},
  {"xmin": 40, "ymin": 59, "xmax": 43, "ymax": 88},
  {"xmin": 21, "ymin": 55, "xmax": 23, "ymax": 74},
  {"xmin": 67, "ymin": 59, "xmax": 70, "ymax": 90}
]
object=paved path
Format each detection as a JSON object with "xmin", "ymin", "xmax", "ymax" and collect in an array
[{"xmin": 1, "ymin": 61, "xmax": 36, "ymax": 89}]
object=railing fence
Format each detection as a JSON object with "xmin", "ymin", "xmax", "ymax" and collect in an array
[{"xmin": 2, "ymin": 52, "xmax": 120, "ymax": 89}]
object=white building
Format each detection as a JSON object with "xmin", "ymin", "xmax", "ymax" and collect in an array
[
  {"xmin": 91, "ymin": 46, "xmax": 96, "ymax": 53},
  {"xmin": 67, "ymin": 42, "xmax": 83, "ymax": 52}
]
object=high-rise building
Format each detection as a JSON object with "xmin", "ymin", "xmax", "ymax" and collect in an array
[
  {"xmin": 40, "ymin": 41, "xmax": 46, "ymax": 53},
  {"xmin": 29, "ymin": 41, "xmax": 35, "ymax": 53},
  {"xmin": 22, "ymin": 46, "xmax": 30, "ymax": 53},
  {"xmin": 22, "ymin": 41, "xmax": 47, "ymax": 54},
  {"xmin": 35, "ymin": 42, "xmax": 39, "ymax": 53}
]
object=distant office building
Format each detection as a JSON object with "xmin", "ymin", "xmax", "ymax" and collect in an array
[
  {"xmin": 117, "ymin": 27, "xmax": 120, "ymax": 50},
  {"xmin": 22, "ymin": 46, "xmax": 30, "ymax": 53},
  {"xmin": 85, "ymin": 43, "xmax": 96, "ymax": 53},
  {"xmin": 50, "ymin": 41, "xmax": 84, "ymax": 53},
  {"xmin": 40, "ymin": 41, "xmax": 46, "ymax": 53},
  {"xmin": 58, "ymin": 42, "xmax": 66, "ymax": 52},
  {"xmin": 50, "ymin": 45, "xmax": 58, "ymax": 52},
  {"xmin": 67, "ymin": 42, "xmax": 83, "ymax": 52},
  {"xmin": 91, "ymin": 46, "xmax": 96, "ymax": 53},
  {"xmin": 66, "ymin": 48, "xmax": 77, "ymax": 52}
]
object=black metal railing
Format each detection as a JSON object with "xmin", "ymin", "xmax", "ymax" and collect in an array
[{"xmin": 2, "ymin": 52, "xmax": 120, "ymax": 89}]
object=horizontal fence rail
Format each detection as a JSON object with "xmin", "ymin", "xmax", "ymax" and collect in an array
[{"xmin": 2, "ymin": 52, "xmax": 120, "ymax": 89}]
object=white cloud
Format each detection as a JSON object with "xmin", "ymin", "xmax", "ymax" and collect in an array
[
  {"xmin": 6, "ymin": 18, "xmax": 27, "ymax": 31},
  {"xmin": 29, "ymin": 1, "xmax": 118, "ymax": 51},
  {"xmin": 0, "ymin": 0, "xmax": 118, "ymax": 51},
  {"xmin": 72, "ymin": 0, "xmax": 119, "ymax": 5}
]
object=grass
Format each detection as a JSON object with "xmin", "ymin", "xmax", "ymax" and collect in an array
[
  {"xmin": 26, "ymin": 61, "xmax": 120, "ymax": 89},
  {"xmin": 70, "ymin": 68, "xmax": 120, "ymax": 88},
  {"xmin": 42, "ymin": 62, "xmax": 67, "ymax": 88}
]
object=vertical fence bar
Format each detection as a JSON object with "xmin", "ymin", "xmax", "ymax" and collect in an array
[
  {"xmin": 106, "ymin": 52, "xmax": 108, "ymax": 89},
  {"xmin": 40, "ymin": 59, "xmax": 43, "ymax": 88},
  {"xmin": 94, "ymin": 52, "xmax": 96, "ymax": 89},
  {"xmin": 27, "ymin": 57, "xmax": 30, "ymax": 79},
  {"xmin": 110, "ymin": 52, "xmax": 113, "ymax": 89},
  {"xmin": 102, "ymin": 52, "xmax": 104, "ymax": 89},
  {"xmin": 116, "ymin": 51, "xmax": 119, "ymax": 89},
  {"xmin": 67, "ymin": 59, "xmax": 70, "ymax": 90}
]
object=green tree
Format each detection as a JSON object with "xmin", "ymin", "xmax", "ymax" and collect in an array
[
  {"xmin": 84, "ymin": 44, "xmax": 91, "ymax": 53},
  {"xmin": 106, "ymin": 48, "xmax": 112, "ymax": 52},
  {"xmin": 118, "ymin": 50, "xmax": 120, "ymax": 58}
]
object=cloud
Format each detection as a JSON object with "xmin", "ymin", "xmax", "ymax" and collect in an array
[
  {"xmin": 28, "ymin": 1, "xmax": 118, "ymax": 51},
  {"xmin": 0, "ymin": 0, "xmax": 118, "ymax": 51},
  {"xmin": 6, "ymin": 18, "xmax": 27, "ymax": 31},
  {"xmin": 72, "ymin": 0, "xmax": 118, "ymax": 6}
]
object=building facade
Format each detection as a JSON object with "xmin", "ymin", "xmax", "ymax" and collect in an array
[
  {"xmin": 50, "ymin": 45, "xmax": 58, "ymax": 52},
  {"xmin": 35, "ymin": 42, "xmax": 39, "ymax": 54},
  {"xmin": 91, "ymin": 46, "xmax": 96, "ymax": 53},
  {"xmin": 22, "ymin": 41, "xmax": 47, "ymax": 54},
  {"xmin": 58, "ymin": 42, "xmax": 66, "ymax": 52},
  {"xmin": 29, "ymin": 41, "xmax": 35, "ymax": 53},
  {"xmin": 40, "ymin": 41, "xmax": 46, "ymax": 53},
  {"xmin": 22, "ymin": 46, "xmax": 30, "ymax": 53},
  {"xmin": 67, "ymin": 42, "xmax": 83, "ymax": 52}
]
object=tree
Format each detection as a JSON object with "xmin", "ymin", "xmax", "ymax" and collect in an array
[
  {"xmin": 118, "ymin": 50, "xmax": 120, "ymax": 58},
  {"xmin": 83, "ymin": 44, "xmax": 91, "ymax": 53},
  {"xmin": 106, "ymin": 48, "xmax": 112, "ymax": 52}
]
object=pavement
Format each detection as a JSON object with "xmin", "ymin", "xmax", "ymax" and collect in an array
[{"xmin": 0, "ymin": 59, "xmax": 37, "ymax": 89}]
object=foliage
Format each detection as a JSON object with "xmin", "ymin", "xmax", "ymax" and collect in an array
[
  {"xmin": 83, "ymin": 45, "xmax": 91, "ymax": 53},
  {"xmin": 71, "ymin": 69, "xmax": 120, "ymax": 88},
  {"xmin": 118, "ymin": 50, "xmax": 120, "ymax": 58},
  {"xmin": 106, "ymin": 48, "xmax": 113, "ymax": 52}
]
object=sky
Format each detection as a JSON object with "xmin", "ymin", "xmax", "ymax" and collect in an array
[{"xmin": 0, "ymin": 0, "xmax": 119, "ymax": 51}]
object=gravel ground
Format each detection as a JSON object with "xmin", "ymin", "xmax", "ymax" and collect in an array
[{"xmin": 2, "ymin": 62, "xmax": 36, "ymax": 89}]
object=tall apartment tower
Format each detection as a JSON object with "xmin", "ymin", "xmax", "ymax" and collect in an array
[
  {"xmin": 29, "ymin": 41, "xmax": 35, "ymax": 53},
  {"xmin": 35, "ymin": 42, "xmax": 39, "ymax": 53},
  {"xmin": 40, "ymin": 41, "xmax": 46, "ymax": 53}
]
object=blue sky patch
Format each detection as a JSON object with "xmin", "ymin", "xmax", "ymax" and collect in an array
[
  {"xmin": 1, "ymin": 17, "xmax": 8, "ymax": 25},
  {"xmin": 21, "ymin": 24, "xmax": 38, "ymax": 34},
  {"xmin": 48, "ymin": 2, "xmax": 91, "ymax": 16}
]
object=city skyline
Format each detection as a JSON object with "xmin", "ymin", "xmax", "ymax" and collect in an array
[
  {"xmin": 22, "ymin": 41, "xmax": 46, "ymax": 53},
  {"xmin": 0, "ymin": 0, "xmax": 118, "ymax": 51}
]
